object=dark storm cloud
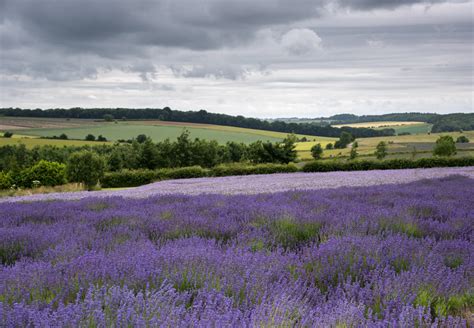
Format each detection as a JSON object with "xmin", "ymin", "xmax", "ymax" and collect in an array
[
  {"xmin": 2, "ymin": 0, "xmax": 465, "ymax": 52},
  {"xmin": 0, "ymin": 0, "xmax": 471, "ymax": 116}
]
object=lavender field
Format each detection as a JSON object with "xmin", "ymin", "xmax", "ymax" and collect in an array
[{"xmin": 1, "ymin": 174, "xmax": 473, "ymax": 327}]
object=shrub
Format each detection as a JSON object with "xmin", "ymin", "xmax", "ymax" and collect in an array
[
  {"xmin": 310, "ymin": 144, "xmax": 323, "ymax": 160},
  {"xmin": 0, "ymin": 171, "xmax": 13, "ymax": 189},
  {"xmin": 456, "ymin": 136, "xmax": 469, "ymax": 143},
  {"xmin": 67, "ymin": 151, "xmax": 105, "ymax": 190},
  {"xmin": 85, "ymin": 134, "xmax": 96, "ymax": 141},
  {"xmin": 433, "ymin": 136, "xmax": 456, "ymax": 157},
  {"xmin": 102, "ymin": 170, "xmax": 158, "ymax": 188},
  {"xmin": 375, "ymin": 141, "xmax": 388, "ymax": 160},
  {"xmin": 325, "ymin": 143, "xmax": 333, "ymax": 150},
  {"xmin": 18, "ymin": 160, "xmax": 67, "ymax": 188},
  {"xmin": 211, "ymin": 163, "xmax": 298, "ymax": 177},
  {"xmin": 3, "ymin": 131, "xmax": 13, "ymax": 138},
  {"xmin": 158, "ymin": 166, "xmax": 209, "ymax": 180},
  {"xmin": 302, "ymin": 157, "xmax": 474, "ymax": 173}
]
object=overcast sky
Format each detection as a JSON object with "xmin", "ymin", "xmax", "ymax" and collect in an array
[{"xmin": 0, "ymin": 0, "xmax": 473, "ymax": 118}]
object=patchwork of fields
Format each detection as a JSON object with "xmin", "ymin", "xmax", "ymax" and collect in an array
[
  {"xmin": 296, "ymin": 130, "xmax": 474, "ymax": 160},
  {"xmin": 1, "ymin": 171, "xmax": 472, "ymax": 326},
  {"xmin": 0, "ymin": 117, "xmax": 332, "ymax": 144}
]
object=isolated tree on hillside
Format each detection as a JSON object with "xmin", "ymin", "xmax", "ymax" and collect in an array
[
  {"xmin": 456, "ymin": 136, "xmax": 469, "ymax": 143},
  {"xmin": 67, "ymin": 151, "xmax": 105, "ymax": 190},
  {"xmin": 433, "ymin": 136, "xmax": 456, "ymax": 157},
  {"xmin": 375, "ymin": 141, "xmax": 387, "ymax": 160},
  {"xmin": 349, "ymin": 143, "xmax": 358, "ymax": 160},
  {"xmin": 311, "ymin": 143, "xmax": 323, "ymax": 160},
  {"xmin": 334, "ymin": 132, "xmax": 353, "ymax": 149},
  {"xmin": 325, "ymin": 143, "xmax": 333, "ymax": 150},
  {"xmin": 85, "ymin": 134, "xmax": 96, "ymax": 141}
]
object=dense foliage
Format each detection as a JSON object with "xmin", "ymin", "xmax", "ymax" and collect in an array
[
  {"xmin": 0, "ymin": 175, "xmax": 472, "ymax": 326},
  {"xmin": 433, "ymin": 136, "xmax": 457, "ymax": 157},
  {"xmin": 0, "ymin": 132, "xmax": 298, "ymax": 175},
  {"xmin": 0, "ymin": 107, "xmax": 395, "ymax": 138},
  {"xmin": 66, "ymin": 151, "xmax": 105, "ymax": 190}
]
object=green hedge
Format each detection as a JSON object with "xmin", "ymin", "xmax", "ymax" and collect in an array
[
  {"xmin": 101, "ymin": 163, "xmax": 299, "ymax": 188},
  {"xmin": 211, "ymin": 163, "xmax": 299, "ymax": 177},
  {"xmin": 101, "ymin": 169, "xmax": 159, "ymax": 188},
  {"xmin": 302, "ymin": 157, "xmax": 474, "ymax": 173},
  {"xmin": 158, "ymin": 166, "xmax": 210, "ymax": 180}
]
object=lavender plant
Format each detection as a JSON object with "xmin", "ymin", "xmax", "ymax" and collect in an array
[{"xmin": 0, "ymin": 175, "xmax": 472, "ymax": 327}]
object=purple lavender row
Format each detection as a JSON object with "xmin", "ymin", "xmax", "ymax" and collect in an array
[
  {"xmin": 1, "ymin": 175, "xmax": 473, "ymax": 326},
  {"xmin": 1, "ymin": 166, "xmax": 474, "ymax": 203}
]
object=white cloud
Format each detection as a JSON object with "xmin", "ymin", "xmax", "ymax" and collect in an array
[{"xmin": 281, "ymin": 28, "xmax": 322, "ymax": 55}]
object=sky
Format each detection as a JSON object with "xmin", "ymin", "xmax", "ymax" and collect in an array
[{"xmin": 0, "ymin": 0, "xmax": 473, "ymax": 118}]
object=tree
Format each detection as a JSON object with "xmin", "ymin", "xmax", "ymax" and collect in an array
[
  {"xmin": 374, "ymin": 141, "xmax": 387, "ymax": 160},
  {"xmin": 139, "ymin": 139, "xmax": 161, "ymax": 169},
  {"xmin": 433, "ymin": 136, "xmax": 456, "ymax": 157},
  {"xmin": 3, "ymin": 131, "xmax": 13, "ymax": 138},
  {"xmin": 67, "ymin": 151, "xmax": 105, "ymax": 190},
  {"xmin": 349, "ymin": 144, "xmax": 358, "ymax": 160},
  {"xmin": 456, "ymin": 136, "xmax": 469, "ymax": 143},
  {"xmin": 334, "ymin": 132, "xmax": 353, "ymax": 149},
  {"xmin": 58, "ymin": 133, "xmax": 68, "ymax": 140},
  {"xmin": 85, "ymin": 134, "xmax": 96, "ymax": 141},
  {"xmin": 107, "ymin": 149, "xmax": 123, "ymax": 172},
  {"xmin": 97, "ymin": 135, "xmax": 107, "ymax": 142},
  {"xmin": 311, "ymin": 143, "xmax": 323, "ymax": 160},
  {"xmin": 136, "ymin": 134, "xmax": 148, "ymax": 144},
  {"xmin": 325, "ymin": 143, "xmax": 333, "ymax": 150},
  {"xmin": 103, "ymin": 114, "xmax": 114, "ymax": 122}
]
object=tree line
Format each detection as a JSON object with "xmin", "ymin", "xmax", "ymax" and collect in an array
[
  {"xmin": 0, "ymin": 107, "xmax": 395, "ymax": 138},
  {"xmin": 0, "ymin": 130, "xmax": 298, "ymax": 183}
]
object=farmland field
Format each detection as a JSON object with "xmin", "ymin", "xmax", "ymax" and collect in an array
[
  {"xmin": 0, "ymin": 169, "xmax": 473, "ymax": 326},
  {"xmin": 332, "ymin": 121, "xmax": 433, "ymax": 135},
  {"xmin": 296, "ymin": 130, "xmax": 474, "ymax": 160},
  {"xmin": 0, "ymin": 117, "xmax": 333, "ymax": 144}
]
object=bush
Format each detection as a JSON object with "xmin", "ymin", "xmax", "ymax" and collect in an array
[
  {"xmin": 67, "ymin": 151, "xmax": 105, "ymax": 190},
  {"xmin": 456, "ymin": 136, "xmax": 469, "ymax": 143},
  {"xmin": 157, "ymin": 166, "xmax": 209, "ymax": 180},
  {"xmin": 18, "ymin": 160, "xmax": 67, "ymax": 188},
  {"xmin": 101, "ymin": 170, "xmax": 158, "ymax": 188},
  {"xmin": 3, "ymin": 131, "xmax": 13, "ymax": 138},
  {"xmin": 325, "ymin": 143, "xmax": 333, "ymax": 150},
  {"xmin": 433, "ymin": 136, "xmax": 456, "ymax": 157},
  {"xmin": 302, "ymin": 157, "xmax": 474, "ymax": 173},
  {"xmin": 211, "ymin": 163, "xmax": 298, "ymax": 177},
  {"xmin": 0, "ymin": 171, "xmax": 13, "ymax": 189}
]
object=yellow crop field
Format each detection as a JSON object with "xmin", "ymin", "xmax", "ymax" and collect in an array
[{"xmin": 332, "ymin": 121, "xmax": 426, "ymax": 128}]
